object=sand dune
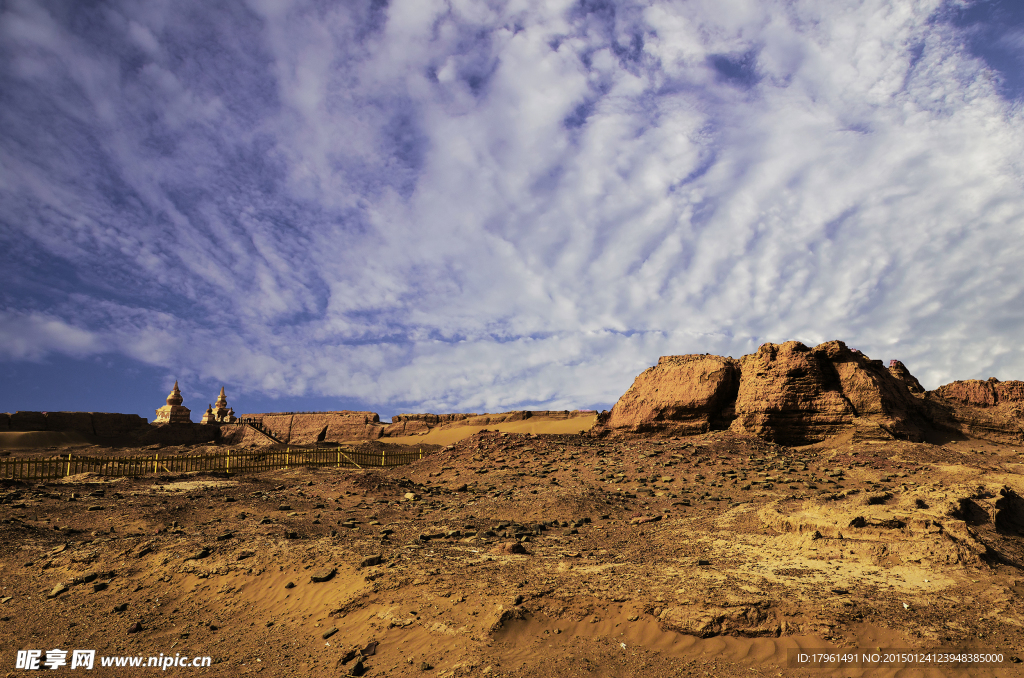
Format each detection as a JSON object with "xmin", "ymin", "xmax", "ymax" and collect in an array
[{"xmin": 0, "ymin": 431, "xmax": 96, "ymax": 449}]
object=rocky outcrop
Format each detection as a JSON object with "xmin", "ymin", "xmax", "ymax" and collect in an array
[
  {"xmin": 923, "ymin": 378, "xmax": 1024, "ymax": 444},
  {"xmin": 733, "ymin": 342, "xmax": 855, "ymax": 444},
  {"xmin": 816, "ymin": 341, "xmax": 927, "ymax": 442},
  {"xmin": 888, "ymin": 360, "xmax": 925, "ymax": 393},
  {"xmin": 605, "ymin": 340, "xmax": 932, "ymax": 445},
  {"xmin": 0, "ymin": 413, "xmax": 9, "ymax": 432},
  {"xmin": 933, "ymin": 378, "xmax": 1024, "ymax": 408},
  {"xmin": 605, "ymin": 355, "xmax": 740, "ymax": 435}
]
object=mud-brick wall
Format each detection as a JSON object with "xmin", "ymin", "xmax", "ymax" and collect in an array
[
  {"xmin": 45, "ymin": 412, "xmax": 95, "ymax": 435},
  {"xmin": 242, "ymin": 411, "xmax": 385, "ymax": 444},
  {"xmin": 289, "ymin": 412, "xmax": 384, "ymax": 444},
  {"xmin": 10, "ymin": 411, "xmax": 47, "ymax": 431},
  {"xmin": 3, "ymin": 411, "xmax": 147, "ymax": 436},
  {"xmin": 91, "ymin": 413, "xmax": 148, "ymax": 437}
]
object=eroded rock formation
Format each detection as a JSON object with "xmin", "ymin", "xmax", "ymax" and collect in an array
[
  {"xmin": 602, "ymin": 340, "xmax": 1018, "ymax": 445},
  {"xmin": 605, "ymin": 355, "xmax": 739, "ymax": 435}
]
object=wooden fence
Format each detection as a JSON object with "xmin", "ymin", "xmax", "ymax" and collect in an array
[{"xmin": 0, "ymin": 447, "xmax": 424, "ymax": 482}]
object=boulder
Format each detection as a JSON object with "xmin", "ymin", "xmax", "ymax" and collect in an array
[
  {"xmin": 605, "ymin": 355, "xmax": 740, "ymax": 435},
  {"xmin": 45, "ymin": 412, "xmax": 95, "ymax": 436},
  {"xmin": 10, "ymin": 411, "xmax": 47, "ymax": 431},
  {"xmin": 0, "ymin": 413, "xmax": 9, "ymax": 432}
]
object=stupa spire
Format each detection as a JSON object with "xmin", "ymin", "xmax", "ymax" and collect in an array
[{"xmin": 155, "ymin": 380, "xmax": 191, "ymax": 424}]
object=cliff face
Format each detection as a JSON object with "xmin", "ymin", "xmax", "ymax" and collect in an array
[
  {"xmin": 604, "ymin": 340, "xmax": 966, "ymax": 445},
  {"xmin": 925, "ymin": 378, "xmax": 1024, "ymax": 444},
  {"xmin": 733, "ymin": 341, "xmax": 856, "ymax": 444}
]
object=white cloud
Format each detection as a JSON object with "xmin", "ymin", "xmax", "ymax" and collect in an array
[{"xmin": 1, "ymin": 0, "xmax": 1023, "ymax": 415}]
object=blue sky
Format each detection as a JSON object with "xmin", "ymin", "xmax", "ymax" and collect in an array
[{"xmin": 1, "ymin": 0, "xmax": 1023, "ymax": 421}]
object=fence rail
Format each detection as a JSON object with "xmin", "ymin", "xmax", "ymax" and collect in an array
[{"xmin": 0, "ymin": 447, "xmax": 424, "ymax": 482}]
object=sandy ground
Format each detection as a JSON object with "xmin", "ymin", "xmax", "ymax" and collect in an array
[
  {"xmin": 0, "ymin": 432, "xmax": 97, "ymax": 449},
  {"xmin": 1, "ymin": 427, "xmax": 1023, "ymax": 677},
  {"xmin": 378, "ymin": 415, "xmax": 599, "ymax": 447}
]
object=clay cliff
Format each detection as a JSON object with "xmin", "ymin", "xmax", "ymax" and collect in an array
[
  {"xmin": 603, "ymin": 340, "xmax": 1022, "ymax": 446},
  {"xmin": 923, "ymin": 378, "xmax": 1024, "ymax": 444}
]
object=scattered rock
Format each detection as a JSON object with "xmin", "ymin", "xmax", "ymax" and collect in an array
[
  {"xmin": 310, "ymin": 567, "xmax": 336, "ymax": 583},
  {"xmin": 127, "ymin": 621, "xmax": 143, "ymax": 634},
  {"xmin": 322, "ymin": 626, "xmax": 338, "ymax": 639},
  {"xmin": 47, "ymin": 583, "xmax": 68, "ymax": 599}
]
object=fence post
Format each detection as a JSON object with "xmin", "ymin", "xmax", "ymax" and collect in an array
[
  {"xmin": 419, "ymin": 448, "xmax": 422, "ymax": 460},
  {"xmin": 227, "ymin": 450, "xmax": 231, "ymax": 474},
  {"xmin": 285, "ymin": 448, "xmax": 289, "ymax": 470},
  {"xmin": 66, "ymin": 454, "xmax": 71, "ymax": 478},
  {"xmin": 154, "ymin": 453, "xmax": 158, "ymax": 475}
]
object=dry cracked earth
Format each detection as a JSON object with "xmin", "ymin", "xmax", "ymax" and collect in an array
[{"xmin": 2, "ymin": 429, "xmax": 1024, "ymax": 677}]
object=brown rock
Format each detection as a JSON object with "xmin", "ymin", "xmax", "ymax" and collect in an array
[
  {"xmin": 0, "ymin": 412, "xmax": 9, "ymax": 432},
  {"xmin": 491, "ymin": 541, "xmax": 528, "ymax": 555},
  {"xmin": 658, "ymin": 601, "xmax": 779, "ymax": 638},
  {"xmin": 310, "ymin": 567, "xmax": 336, "ymax": 583},
  {"xmin": 605, "ymin": 355, "xmax": 740, "ymax": 435},
  {"xmin": 933, "ymin": 380, "xmax": 999, "ymax": 407},
  {"xmin": 934, "ymin": 379, "xmax": 1024, "ymax": 408},
  {"xmin": 816, "ymin": 341, "xmax": 925, "ymax": 441},
  {"xmin": 604, "ymin": 340, "xmax": 930, "ymax": 445},
  {"xmin": 887, "ymin": 360, "xmax": 925, "ymax": 393},
  {"xmin": 733, "ymin": 341, "xmax": 854, "ymax": 444}
]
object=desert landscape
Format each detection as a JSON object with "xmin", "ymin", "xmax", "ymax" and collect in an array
[{"xmin": 2, "ymin": 340, "xmax": 1023, "ymax": 677}]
